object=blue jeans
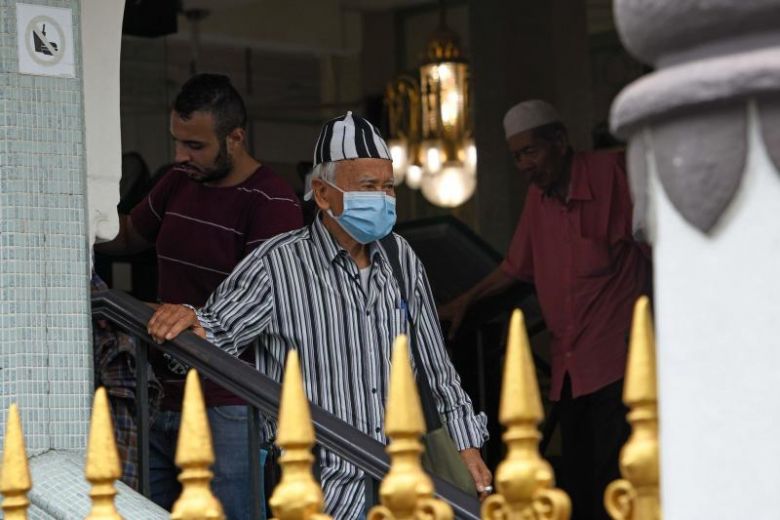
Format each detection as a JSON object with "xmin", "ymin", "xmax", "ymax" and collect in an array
[{"xmin": 149, "ymin": 406, "xmax": 266, "ymax": 520}]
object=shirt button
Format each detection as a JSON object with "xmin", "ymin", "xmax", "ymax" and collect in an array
[
  {"xmin": 371, "ymin": 388, "xmax": 378, "ymax": 394},
  {"xmin": 366, "ymin": 310, "xmax": 371, "ymax": 316},
  {"xmin": 375, "ymin": 427, "xmax": 381, "ymax": 433}
]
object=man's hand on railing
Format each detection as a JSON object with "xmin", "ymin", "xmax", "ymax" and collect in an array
[{"xmin": 147, "ymin": 303, "xmax": 206, "ymax": 344}]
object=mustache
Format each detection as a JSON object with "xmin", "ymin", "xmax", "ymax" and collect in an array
[{"xmin": 171, "ymin": 163, "xmax": 204, "ymax": 175}]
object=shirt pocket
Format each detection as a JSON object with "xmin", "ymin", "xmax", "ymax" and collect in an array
[
  {"xmin": 574, "ymin": 237, "xmax": 612, "ymax": 278},
  {"xmin": 393, "ymin": 307, "xmax": 409, "ymax": 340}
]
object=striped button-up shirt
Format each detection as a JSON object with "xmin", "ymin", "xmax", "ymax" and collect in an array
[{"xmin": 196, "ymin": 216, "xmax": 488, "ymax": 518}]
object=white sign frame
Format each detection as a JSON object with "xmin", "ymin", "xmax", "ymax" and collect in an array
[{"xmin": 16, "ymin": 3, "xmax": 76, "ymax": 78}]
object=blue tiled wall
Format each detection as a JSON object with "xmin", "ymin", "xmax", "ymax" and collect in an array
[{"xmin": 0, "ymin": 0, "xmax": 91, "ymax": 455}]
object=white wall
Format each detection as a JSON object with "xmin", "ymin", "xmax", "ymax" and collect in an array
[{"xmin": 82, "ymin": 0, "xmax": 125, "ymax": 244}]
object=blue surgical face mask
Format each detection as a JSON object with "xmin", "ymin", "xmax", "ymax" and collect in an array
[{"xmin": 324, "ymin": 180, "xmax": 397, "ymax": 244}]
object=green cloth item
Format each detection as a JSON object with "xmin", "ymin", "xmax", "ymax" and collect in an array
[{"xmin": 421, "ymin": 427, "xmax": 478, "ymax": 497}]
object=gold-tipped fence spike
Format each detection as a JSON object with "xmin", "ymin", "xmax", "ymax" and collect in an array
[
  {"xmin": 604, "ymin": 296, "xmax": 661, "ymax": 520},
  {"xmin": 482, "ymin": 310, "xmax": 571, "ymax": 520},
  {"xmin": 171, "ymin": 370, "xmax": 225, "ymax": 520},
  {"xmin": 367, "ymin": 335, "xmax": 453, "ymax": 520},
  {"xmin": 85, "ymin": 387, "xmax": 123, "ymax": 520},
  {"xmin": 1, "ymin": 403, "xmax": 31, "ymax": 520},
  {"xmin": 269, "ymin": 349, "xmax": 331, "ymax": 520}
]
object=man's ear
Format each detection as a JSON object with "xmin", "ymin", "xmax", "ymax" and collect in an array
[
  {"xmin": 311, "ymin": 178, "xmax": 330, "ymax": 211},
  {"xmin": 226, "ymin": 127, "xmax": 245, "ymax": 153}
]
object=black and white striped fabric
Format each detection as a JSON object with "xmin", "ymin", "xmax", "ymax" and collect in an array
[
  {"xmin": 196, "ymin": 217, "xmax": 488, "ymax": 519},
  {"xmin": 313, "ymin": 111, "xmax": 392, "ymax": 166}
]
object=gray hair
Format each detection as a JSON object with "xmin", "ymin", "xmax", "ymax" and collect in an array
[
  {"xmin": 304, "ymin": 161, "xmax": 338, "ymax": 200},
  {"xmin": 310, "ymin": 161, "xmax": 338, "ymax": 183}
]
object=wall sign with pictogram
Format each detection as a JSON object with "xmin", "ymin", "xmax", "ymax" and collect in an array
[{"xmin": 16, "ymin": 3, "xmax": 76, "ymax": 78}]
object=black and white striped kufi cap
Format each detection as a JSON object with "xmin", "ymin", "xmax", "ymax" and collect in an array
[{"xmin": 312, "ymin": 111, "xmax": 392, "ymax": 166}]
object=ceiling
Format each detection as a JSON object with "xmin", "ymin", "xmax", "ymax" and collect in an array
[
  {"xmin": 339, "ymin": 0, "xmax": 432, "ymax": 10},
  {"xmin": 181, "ymin": 0, "xmax": 434, "ymax": 13},
  {"xmin": 170, "ymin": 0, "xmax": 616, "ymax": 58},
  {"xmin": 180, "ymin": 0, "xmax": 255, "ymax": 11},
  {"xmin": 179, "ymin": 0, "xmax": 615, "ymax": 34}
]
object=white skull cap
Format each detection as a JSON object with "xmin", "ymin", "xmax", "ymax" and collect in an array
[{"xmin": 503, "ymin": 100, "xmax": 561, "ymax": 139}]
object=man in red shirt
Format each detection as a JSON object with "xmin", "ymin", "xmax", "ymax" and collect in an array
[
  {"xmin": 439, "ymin": 100, "xmax": 651, "ymax": 520},
  {"xmin": 98, "ymin": 74, "xmax": 303, "ymax": 519}
]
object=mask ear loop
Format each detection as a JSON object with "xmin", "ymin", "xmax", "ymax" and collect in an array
[
  {"xmin": 319, "ymin": 178, "xmax": 347, "ymax": 222},
  {"xmin": 321, "ymin": 178, "xmax": 346, "ymax": 194},
  {"xmin": 322, "ymin": 178, "xmax": 347, "ymax": 223}
]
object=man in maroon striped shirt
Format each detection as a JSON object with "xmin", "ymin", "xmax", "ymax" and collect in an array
[{"xmin": 98, "ymin": 73, "xmax": 303, "ymax": 519}]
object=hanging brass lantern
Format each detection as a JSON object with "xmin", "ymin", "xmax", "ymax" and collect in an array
[
  {"xmin": 384, "ymin": 5, "xmax": 477, "ymax": 207},
  {"xmin": 418, "ymin": 9, "xmax": 476, "ymax": 208}
]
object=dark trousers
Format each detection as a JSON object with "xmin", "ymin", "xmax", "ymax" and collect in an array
[
  {"xmin": 149, "ymin": 406, "xmax": 267, "ymax": 520},
  {"xmin": 557, "ymin": 376, "xmax": 630, "ymax": 520}
]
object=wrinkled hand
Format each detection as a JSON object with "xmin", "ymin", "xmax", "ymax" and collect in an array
[
  {"xmin": 437, "ymin": 294, "xmax": 473, "ymax": 340},
  {"xmin": 459, "ymin": 447, "xmax": 493, "ymax": 502},
  {"xmin": 147, "ymin": 304, "xmax": 206, "ymax": 344}
]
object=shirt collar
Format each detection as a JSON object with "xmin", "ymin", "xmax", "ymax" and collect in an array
[{"xmin": 310, "ymin": 214, "xmax": 387, "ymax": 267}]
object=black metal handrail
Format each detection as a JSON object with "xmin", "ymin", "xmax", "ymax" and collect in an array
[
  {"xmin": 92, "ymin": 289, "xmax": 481, "ymax": 519},
  {"xmin": 453, "ymin": 287, "xmax": 557, "ymax": 457}
]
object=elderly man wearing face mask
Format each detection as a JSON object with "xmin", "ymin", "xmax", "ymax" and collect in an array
[{"xmin": 147, "ymin": 111, "xmax": 492, "ymax": 518}]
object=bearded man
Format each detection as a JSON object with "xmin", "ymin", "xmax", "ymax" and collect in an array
[{"xmin": 97, "ymin": 73, "xmax": 302, "ymax": 519}]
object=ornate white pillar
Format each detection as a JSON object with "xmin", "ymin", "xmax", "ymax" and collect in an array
[
  {"xmin": 82, "ymin": 0, "xmax": 123, "ymax": 246},
  {"xmin": 610, "ymin": 1, "xmax": 780, "ymax": 518}
]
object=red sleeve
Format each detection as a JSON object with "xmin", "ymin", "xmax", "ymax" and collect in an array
[
  {"xmin": 500, "ymin": 190, "xmax": 535, "ymax": 282},
  {"xmin": 243, "ymin": 177, "xmax": 304, "ymax": 255},
  {"xmin": 129, "ymin": 169, "xmax": 180, "ymax": 243}
]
